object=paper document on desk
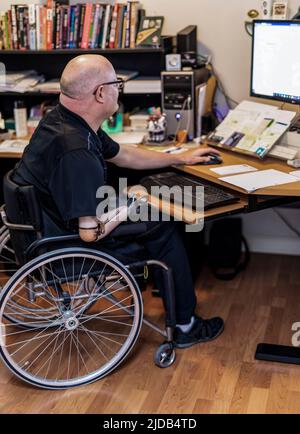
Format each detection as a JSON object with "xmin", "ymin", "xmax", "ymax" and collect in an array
[
  {"xmin": 160, "ymin": 146, "xmax": 186, "ymax": 154},
  {"xmin": 207, "ymin": 100, "xmax": 296, "ymax": 158},
  {"xmin": 109, "ymin": 132, "xmax": 145, "ymax": 145},
  {"xmin": 236, "ymin": 100, "xmax": 279, "ymax": 112},
  {"xmin": 0, "ymin": 139, "xmax": 28, "ymax": 153},
  {"xmin": 289, "ymin": 170, "xmax": 300, "ymax": 179},
  {"xmin": 210, "ymin": 164, "xmax": 258, "ymax": 175},
  {"xmin": 220, "ymin": 169, "xmax": 299, "ymax": 193}
]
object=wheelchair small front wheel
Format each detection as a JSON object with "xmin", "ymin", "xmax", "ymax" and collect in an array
[{"xmin": 154, "ymin": 342, "xmax": 176, "ymax": 368}]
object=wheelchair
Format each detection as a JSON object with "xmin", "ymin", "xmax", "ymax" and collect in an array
[{"xmin": 0, "ymin": 171, "xmax": 177, "ymax": 389}]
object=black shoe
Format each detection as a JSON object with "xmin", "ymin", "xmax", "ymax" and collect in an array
[{"xmin": 173, "ymin": 315, "xmax": 224, "ymax": 349}]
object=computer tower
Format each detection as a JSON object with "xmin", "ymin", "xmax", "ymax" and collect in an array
[{"xmin": 161, "ymin": 68, "xmax": 210, "ymax": 139}]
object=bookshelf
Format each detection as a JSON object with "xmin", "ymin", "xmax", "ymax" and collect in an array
[
  {"xmin": 0, "ymin": 2, "xmax": 173, "ymax": 202},
  {"xmin": 0, "ymin": 45, "xmax": 169, "ymax": 76},
  {"xmin": 0, "ymin": 1, "xmax": 148, "ymax": 51},
  {"xmin": 0, "ymin": 41, "xmax": 172, "ymax": 118},
  {"xmin": 0, "ymin": 0, "xmax": 173, "ymax": 116},
  {"xmin": 0, "ymin": 43, "xmax": 172, "ymax": 202},
  {"xmin": 1, "ymin": 47, "xmax": 166, "ymax": 54}
]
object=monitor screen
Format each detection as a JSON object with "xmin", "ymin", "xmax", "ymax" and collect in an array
[{"xmin": 251, "ymin": 20, "xmax": 300, "ymax": 104}]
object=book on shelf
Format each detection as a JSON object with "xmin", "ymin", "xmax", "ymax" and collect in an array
[
  {"xmin": 0, "ymin": 11, "xmax": 12, "ymax": 50},
  {"xmin": 11, "ymin": 6, "xmax": 18, "ymax": 49},
  {"xmin": 28, "ymin": 4, "xmax": 36, "ymax": 50},
  {"xmin": 109, "ymin": 2, "xmax": 118, "ymax": 49},
  {"xmin": 0, "ymin": 2, "xmax": 159, "ymax": 51}
]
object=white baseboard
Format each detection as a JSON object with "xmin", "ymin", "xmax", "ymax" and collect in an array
[{"xmin": 246, "ymin": 236, "xmax": 300, "ymax": 256}]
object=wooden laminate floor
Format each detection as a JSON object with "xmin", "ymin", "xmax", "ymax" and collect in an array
[{"xmin": 1, "ymin": 253, "xmax": 300, "ymax": 414}]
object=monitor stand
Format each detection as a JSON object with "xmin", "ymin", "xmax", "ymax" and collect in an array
[{"xmin": 281, "ymin": 116, "xmax": 300, "ymax": 154}]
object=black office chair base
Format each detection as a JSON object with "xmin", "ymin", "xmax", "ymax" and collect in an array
[{"xmin": 255, "ymin": 343, "xmax": 300, "ymax": 365}]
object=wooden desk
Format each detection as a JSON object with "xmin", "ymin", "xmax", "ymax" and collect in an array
[
  {"xmin": 0, "ymin": 151, "xmax": 23, "ymax": 159},
  {"xmin": 3, "ymin": 140, "xmax": 300, "ymax": 196},
  {"xmin": 177, "ymin": 145, "xmax": 300, "ymax": 197},
  {"xmin": 0, "ymin": 135, "xmax": 29, "ymax": 159},
  {"xmin": 174, "ymin": 144, "xmax": 300, "ymax": 366},
  {"xmin": 3, "ymin": 142, "xmax": 299, "ymax": 221}
]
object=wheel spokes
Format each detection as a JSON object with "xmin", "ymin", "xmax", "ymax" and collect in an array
[{"xmin": 0, "ymin": 252, "xmax": 142, "ymax": 387}]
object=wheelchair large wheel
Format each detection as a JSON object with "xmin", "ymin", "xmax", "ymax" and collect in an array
[
  {"xmin": 0, "ymin": 228, "xmax": 58, "ymax": 326},
  {"xmin": 0, "ymin": 248, "xmax": 143, "ymax": 389}
]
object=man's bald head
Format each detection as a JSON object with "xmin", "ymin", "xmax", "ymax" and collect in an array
[{"xmin": 60, "ymin": 54, "xmax": 115, "ymax": 100}]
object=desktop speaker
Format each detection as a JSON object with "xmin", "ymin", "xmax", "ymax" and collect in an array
[
  {"xmin": 165, "ymin": 54, "xmax": 182, "ymax": 71},
  {"xmin": 261, "ymin": 0, "xmax": 273, "ymax": 18},
  {"xmin": 177, "ymin": 25, "xmax": 197, "ymax": 54}
]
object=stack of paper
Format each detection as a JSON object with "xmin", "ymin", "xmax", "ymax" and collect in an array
[
  {"xmin": 220, "ymin": 169, "xmax": 299, "ymax": 193},
  {"xmin": 124, "ymin": 77, "xmax": 161, "ymax": 94},
  {"xmin": 0, "ymin": 70, "xmax": 45, "ymax": 93},
  {"xmin": 128, "ymin": 112, "xmax": 149, "ymax": 131},
  {"xmin": 210, "ymin": 164, "xmax": 258, "ymax": 175},
  {"xmin": 0, "ymin": 140, "xmax": 28, "ymax": 153},
  {"xmin": 108, "ymin": 132, "xmax": 146, "ymax": 145},
  {"xmin": 290, "ymin": 170, "xmax": 300, "ymax": 179},
  {"xmin": 32, "ymin": 79, "xmax": 60, "ymax": 93}
]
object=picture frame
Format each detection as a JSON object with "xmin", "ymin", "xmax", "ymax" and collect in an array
[
  {"xmin": 135, "ymin": 16, "xmax": 164, "ymax": 47},
  {"xmin": 272, "ymin": 1, "xmax": 288, "ymax": 19}
]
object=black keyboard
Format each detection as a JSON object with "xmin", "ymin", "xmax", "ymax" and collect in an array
[{"xmin": 140, "ymin": 172, "xmax": 240, "ymax": 211}]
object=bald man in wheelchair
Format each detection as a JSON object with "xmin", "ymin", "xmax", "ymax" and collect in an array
[{"xmin": 12, "ymin": 54, "xmax": 224, "ymax": 348}]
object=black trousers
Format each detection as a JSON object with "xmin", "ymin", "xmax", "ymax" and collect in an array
[{"xmin": 99, "ymin": 221, "xmax": 197, "ymax": 324}]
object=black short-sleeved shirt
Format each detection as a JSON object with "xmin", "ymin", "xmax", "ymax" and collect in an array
[{"xmin": 12, "ymin": 103, "xmax": 120, "ymax": 234}]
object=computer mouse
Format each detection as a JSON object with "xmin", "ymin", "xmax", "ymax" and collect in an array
[{"xmin": 199, "ymin": 153, "xmax": 223, "ymax": 165}]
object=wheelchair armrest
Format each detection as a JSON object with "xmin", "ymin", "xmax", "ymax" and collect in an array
[
  {"xmin": 110, "ymin": 222, "xmax": 148, "ymax": 238},
  {"xmin": 26, "ymin": 234, "xmax": 81, "ymax": 260},
  {"xmin": 0, "ymin": 205, "xmax": 35, "ymax": 231},
  {"xmin": 25, "ymin": 223, "xmax": 148, "ymax": 261}
]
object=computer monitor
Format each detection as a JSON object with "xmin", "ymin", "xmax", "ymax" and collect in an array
[{"xmin": 251, "ymin": 20, "xmax": 300, "ymax": 104}]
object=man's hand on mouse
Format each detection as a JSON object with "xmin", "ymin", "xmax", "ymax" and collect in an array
[{"xmin": 177, "ymin": 147, "xmax": 221, "ymax": 165}]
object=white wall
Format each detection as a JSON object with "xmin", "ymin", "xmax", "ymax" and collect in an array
[
  {"xmin": 1, "ymin": 0, "xmax": 299, "ymax": 102},
  {"xmin": 2, "ymin": 0, "xmax": 300, "ymax": 254},
  {"xmin": 141, "ymin": 0, "xmax": 299, "ymax": 102}
]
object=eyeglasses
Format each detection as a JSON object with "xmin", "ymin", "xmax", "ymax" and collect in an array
[{"xmin": 93, "ymin": 79, "xmax": 124, "ymax": 95}]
